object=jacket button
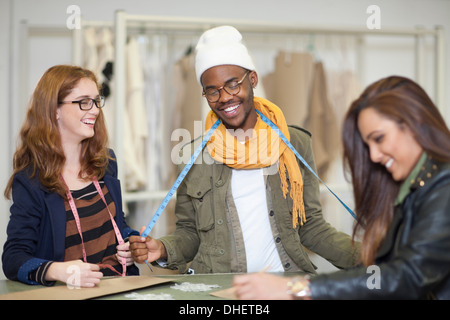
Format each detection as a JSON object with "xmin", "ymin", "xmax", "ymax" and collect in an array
[
  {"xmin": 215, "ymin": 179, "xmax": 223, "ymax": 187},
  {"xmin": 197, "ymin": 191, "xmax": 202, "ymax": 196},
  {"xmin": 276, "ymin": 237, "xmax": 281, "ymax": 243},
  {"xmin": 219, "ymin": 249, "xmax": 225, "ymax": 255},
  {"xmin": 217, "ymin": 219, "xmax": 223, "ymax": 225},
  {"xmin": 269, "ymin": 210, "xmax": 274, "ymax": 216}
]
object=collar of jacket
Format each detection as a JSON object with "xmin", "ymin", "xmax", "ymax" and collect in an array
[
  {"xmin": 394, "ymin": 153, "xmax": 450, "ymax": 206},
  {"xmin": 409, "ymin": 156, "xmax": 450, "ymax": 191},
  {"xmin": 377, "ymin": 156, "xmax": 450, "ymax": 261},
  {"xmin": 395, "ymin": 152, "xmax": 427, "ymax": 206}
]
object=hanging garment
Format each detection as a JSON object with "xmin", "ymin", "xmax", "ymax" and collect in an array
[
  {"xmin": 139, "ymin": 34, "xmax": 176, "ymax": 239},
  {"xmin": 124, "ymin": 37, "xmax": 148, "ymax": 190},
  {"xmin": 81, "ymin": 27, "xmax": 116, "ymax": 146},
  {"xmin": 96, "ymin": 28, "xmax": 116, "ymax": 145},
  {"xmin": 96, "ymin": 28, "xmax": 114, "ymax": 105},
  {"xmin": 322, "ymin": 69, "xmax": 362, "ymax": 188},
  {"xmin": 303, "ymin": 62, "xmax": 339, "ymax": 179},
  {"xmin": 82, "ymin": 27, "xmax": 99, "ymax": 74},
  {"xmin": 326, "ymin": 69, "xmax": 363, "ymax": 135},
  {"xmin": 264, "ymin": 51, "xmax": 315, "ymax": 127},
  {"xmin": 172, "ymin": 53, "xmax": 204, "ymax": 141}
]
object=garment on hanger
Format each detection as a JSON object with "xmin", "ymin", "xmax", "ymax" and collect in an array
[
  {"xmin": 263, "ymin": 51, "xmax": 339, "ymax": 179},
  {"xmin": 81, "ymin": 29, "xmax": 148, "ymax": 191},
  {"xmin": 82, "ymin": 27, "xmax": 99, "ymax": 75},
  {"xmin": 96, "ymin": 28, "xmax": 116, "ymax": 145},
  {"xmin": 81, "ymin": 27, "xmax": 116, "ymax": 145},
  {"xmin": 172, "ymin": 52, "xmax": 204, "ymax": 141},
  {"xmin": 326, "ymin": 69, "xmax": 362, "ymax": 136},
  {"xmin": 138, "ymin": 34, "xmax": 176, "ymax": 239},
  {"xmin": 303, "ymin": 62, "xmax": 339, "ymax": 179},
  {"xmin": 264, "ymin": 51, "xmax": 315, "ymax": 128},
  {"xmin": 124, "ymin": 37, "xmax": 148, "ymax": 191},
  {"xmin": 96, "ymin": 28, "xmax": 114, "ymax": 90}
]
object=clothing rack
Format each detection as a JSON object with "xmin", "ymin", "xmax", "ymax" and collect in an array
[
  {"xmin": 19, "ymin": 15, "xmax": 445, "ymax": 209},
  {"xmin": 13, "ymin": 12, "xmax": 446, "ymax": 271},
  {"xmin": 112, "ymin": 10, "xmax": 445, "ymax": 205},
  {"xmin": 72, "ymin": 20, "xmax": 113, "ymax": 66}
]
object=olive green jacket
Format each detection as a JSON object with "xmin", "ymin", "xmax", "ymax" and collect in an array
[{"xmin": 160, "ymin": 125, "xmax": 360, "ymax": 274}]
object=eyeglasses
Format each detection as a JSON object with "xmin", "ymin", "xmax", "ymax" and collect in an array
[
  {"xmin": 59, "ymin": 96, "xmax": 105, "ymax": 111},
  {"xmin": 202, "ymin": 71, "xmax": 250, "ymax": 103}
]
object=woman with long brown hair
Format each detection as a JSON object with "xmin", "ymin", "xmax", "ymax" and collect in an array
[
  {"xmin": 232, "ymin": 76, "xmax": 450, "ymax": 299},
  {"xmin": 3, "ymin": 65, "xmax": 139, "ymax": 287}
]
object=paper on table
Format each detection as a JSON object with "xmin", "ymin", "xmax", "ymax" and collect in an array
[
  {"xmin": 0, "ymin": 275, "xmax": 174, "ymax": 300},
  {"xmin": 209, "ymin": 287, "xmax": 237, "ymax": 300}
]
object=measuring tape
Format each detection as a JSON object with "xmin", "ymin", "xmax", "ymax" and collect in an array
[
  {"xmin": 140, "ymin": 118, "xmax": 221, "ymax": 238},
  {"xmin": 141, "ymin": 111, "xmax": 355, "ymax": 239},
  {"xmin": 255, "ymin": 110, "xmax": 356, "ymax": 219}
]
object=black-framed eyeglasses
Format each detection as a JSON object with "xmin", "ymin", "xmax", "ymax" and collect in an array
[
  {"xmin": 202, "ymin": 71, "xmax": 250, "ymax": 103},
  {"xmin": 58, "ymin": 96, "xmax": 105, "ymax": 110}
]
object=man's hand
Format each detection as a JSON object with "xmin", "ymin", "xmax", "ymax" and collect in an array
[{"xmin": 129, "ymin": 226, "xmax": 168, "ymax": 264}]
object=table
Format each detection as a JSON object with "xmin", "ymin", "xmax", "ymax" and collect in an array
[
  {"xmin": 0, "ymin": 273, "xmax": 232, "ymax": 300},
  {"xmin": 0, "ymin": 269, "xmax": 300, "ymax": 300},
  {"xmin": 0, "ymin": 270, "xmax": 304, "ymax": 318},
  {"xmin": 101, "ymin": 273, "xmax": 235, "ymax": 300}
]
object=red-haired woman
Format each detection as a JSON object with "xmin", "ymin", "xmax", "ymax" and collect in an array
[
  {"xmin": 3, "ymin": 65, "xmax": 139, "ymax": 287},
  {"xmin": 233, "ymin": 76, "xmax": 450, "ymax": 299}
]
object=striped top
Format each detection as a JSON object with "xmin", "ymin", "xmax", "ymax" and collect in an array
[{"xmin": 64, "ymin": 180, "xmax": 122, "ymax": 276}]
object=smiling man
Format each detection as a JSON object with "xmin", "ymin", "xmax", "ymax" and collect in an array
[{"xmin": 130, "ymin": 26, "xmax": 359, "ymax": 275}]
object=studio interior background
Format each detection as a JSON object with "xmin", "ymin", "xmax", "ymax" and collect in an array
[{"xmin": 0, "ymin": 0, "xmax": 449, "ymax": 279}]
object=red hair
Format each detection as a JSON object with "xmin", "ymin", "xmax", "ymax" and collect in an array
[{"xmin": 5, "ymin": 65, "xmax": 111, "ymax": 199}]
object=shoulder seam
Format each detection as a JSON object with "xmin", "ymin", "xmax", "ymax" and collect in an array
[{"xmin": 288, "ymin": 124, "xmax": 311, "ymax": 137}]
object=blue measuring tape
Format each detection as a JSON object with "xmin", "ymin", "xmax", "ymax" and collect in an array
[
  {"xmin": 141, "ymin": 110, "xmax": 356, "ymax": 239},
  {"xmin": 140, "ymin": 118, "xmax": 221, "ymax": 238},
  {"xmin": 255, "ymin": 110, "xmax": 356, "ymax": 219}
]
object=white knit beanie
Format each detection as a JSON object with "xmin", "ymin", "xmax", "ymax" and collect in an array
[{"xmin": 195, "ymin": 25, "xmax": 255, "ymax": 84}]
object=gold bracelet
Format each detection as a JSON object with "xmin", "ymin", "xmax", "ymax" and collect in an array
[{"xmin": 287, "ymin": 276, "xmax": 311, "ymax": 300}]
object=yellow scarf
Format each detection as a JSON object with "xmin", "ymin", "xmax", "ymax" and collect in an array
[{"xmin": 205, "ymin": 96, "xmax": 306, "ymax": 228}]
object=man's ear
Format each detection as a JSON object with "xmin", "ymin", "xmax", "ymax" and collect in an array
[{"xmin": 250, "ymin": 70, "xmax": 258, "ymax": 88}]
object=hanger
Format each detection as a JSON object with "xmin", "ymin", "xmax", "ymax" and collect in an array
[{"xmin": 307, "ymin": 33, "xmax": 320, "ymax": 61}]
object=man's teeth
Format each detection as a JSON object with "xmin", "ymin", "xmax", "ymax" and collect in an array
[
  {"xmin": 224, "ymin": 104, "xmax": 239, "ymax": 113},
  {"xmin": 385, "ymin": 158, "xmax": 394, "ymax": 169}
]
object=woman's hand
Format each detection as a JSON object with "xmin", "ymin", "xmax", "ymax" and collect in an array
[
  {"xmin": 45, "ymin": 260, "xmax": 103, "ymax": 288},
  {"xmin": 116, "ymin": 241, "xmax": 135, "ymax": 266},
  {"xmin": 233, "ymin": 273, "xmax": 294, "ymax": 300}
]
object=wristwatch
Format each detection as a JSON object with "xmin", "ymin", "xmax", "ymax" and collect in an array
[{"xmin": 287, "ymin": 276, "xmax": 312, "ymax": 300}]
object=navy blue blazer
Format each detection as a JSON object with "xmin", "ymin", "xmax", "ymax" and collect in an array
[{"xmin": 2, "ymin": 149, "xmax": 139, "ymax": 284}]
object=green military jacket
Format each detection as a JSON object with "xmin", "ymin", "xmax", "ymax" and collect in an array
[{"xmin": 160, "ymin": 125, "xmax": 360, "ymax": 274}]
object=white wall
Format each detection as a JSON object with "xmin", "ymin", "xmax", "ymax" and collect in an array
[{"xmin": 1, "ymin": 0, "xmax": 449, "ymax": 279}]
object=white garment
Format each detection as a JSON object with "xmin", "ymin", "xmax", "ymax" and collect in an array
[
  {"xmin": 231, "ymin": 168, "xmax": 283, "ymax": 273},
  {"xmin": 82, "ymin": 27, "xmax": 98, "ymax": 74},
  {"xmin": 95, "ymin": 28, "xmax": 115, "ymax": 145},
  {"xmin": 125, "ymin": 37, "xmax": 148, "ymax": 190}
]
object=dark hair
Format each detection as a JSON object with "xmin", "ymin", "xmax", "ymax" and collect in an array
[{"xmin": 342, "ymin": 75, "xmax": 450, "ymax": 265}]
